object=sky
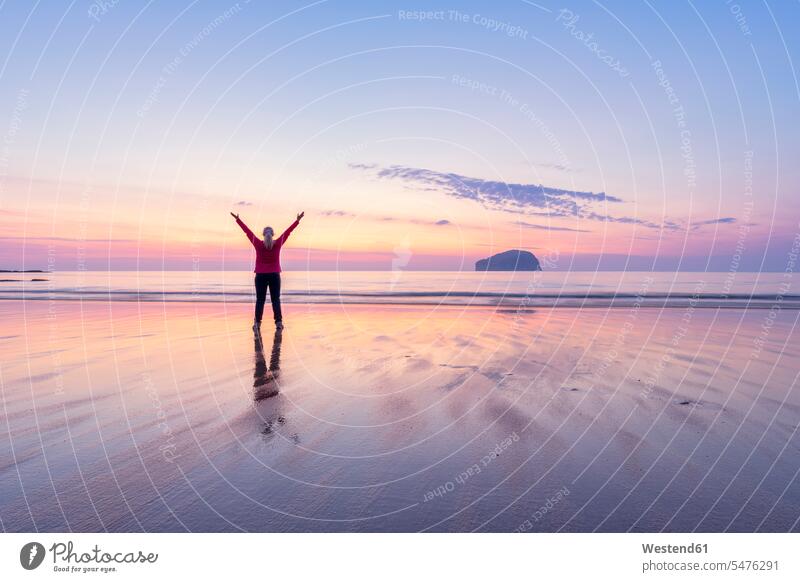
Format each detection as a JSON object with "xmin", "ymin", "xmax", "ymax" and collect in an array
[{"xmin": 0, "ymin": 0, "xmax": 798, "ymax": 271}]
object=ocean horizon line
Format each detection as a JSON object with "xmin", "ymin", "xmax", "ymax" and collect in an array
[{"xmin": 1, "ymin": 268, "xmax": 794, "ymax": 273}]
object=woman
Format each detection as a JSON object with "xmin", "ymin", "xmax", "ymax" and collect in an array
[{"xmin": 231, "ymin": 210, "xmax": 304, "ymax": 330}]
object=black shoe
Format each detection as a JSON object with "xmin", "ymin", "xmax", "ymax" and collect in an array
[{"xmin": 275, "ymin": 321, "xmax": 284, "ymax": 330}]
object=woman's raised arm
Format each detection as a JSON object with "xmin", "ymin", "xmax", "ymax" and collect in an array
[
  {"xmin": 232, "ymin": 212, "xmax": 259, "ymax": 247},
  {"xmin": 278, "ymin": 211, "xmax": 303, "ymax": 245}
]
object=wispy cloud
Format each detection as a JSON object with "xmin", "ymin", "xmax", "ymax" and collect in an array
[
  {"xmin": 322, "ymin": 207, "xmax": 452, "ymax": 227},
  {"xmin": 513, "ymin": 220, "xmax": 589, "ymax": 233},
  {"xmin": 689, "ymin": 217, "xmax": 737, "ymax": 230},
  {"xmin": 349, "ymin": 163, "xmax": 736, "ymax": 232},
  {"xmin": 321, "ymin": 209, "xmax": 355, "ymax": 217},
  {"xmin": 378, "ymin": 215, "xmax": 453, "ymax": 227},
  {"xmin": 351, "ymin": 164, "xmax": 619, "ymax": 216},
  {"xmin": 581, "ymin": 211, "xmax": 681, "ymax": 231},
  {"xmin": 234, "ymin": 200, "xmax": 252, "ymax": 206},
  {"xmin": 531, "ymin": 162, "xmax": 578, "ymax": 173},
  {"xmin": 350, "ymin": 164, "xmax": 705, "ymax": 232}
]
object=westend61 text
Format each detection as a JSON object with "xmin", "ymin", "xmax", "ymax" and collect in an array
[{"xmin": 642, "ymin": 543, "xmax": 708, "ymax": 554}]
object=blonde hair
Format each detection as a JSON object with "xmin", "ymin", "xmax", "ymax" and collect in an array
[{"xmin": 262, "ymin": 226, "xmax": 274, "ymax": 250}]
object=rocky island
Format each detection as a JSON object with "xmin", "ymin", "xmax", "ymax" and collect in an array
[{"xmin": 475, "ymin": 250, "xmax": 542, "ymax": 271}]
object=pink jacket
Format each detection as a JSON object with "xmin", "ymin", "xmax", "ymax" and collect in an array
[{"xmin": 236, "ymin": 217, "xmax": 299, "ymax": 273}]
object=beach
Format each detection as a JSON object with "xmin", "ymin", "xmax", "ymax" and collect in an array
[{"xmin": 1, "ymin": 298, "xmax": 799, "ymax": 532}]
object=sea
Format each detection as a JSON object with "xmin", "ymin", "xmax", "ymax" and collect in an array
[{"xmin": 1, "ymin": 270, "xmax": 797, "ymax": 309}]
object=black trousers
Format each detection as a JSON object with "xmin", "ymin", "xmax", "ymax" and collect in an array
[{"xmin": 254, "ymin": 273, "xmax": 282, "ymax": 323}]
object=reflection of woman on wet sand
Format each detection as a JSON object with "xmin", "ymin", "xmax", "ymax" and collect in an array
[{"xmin": 253, "ymin": 328, "xmax": 282, "ymax": 402}]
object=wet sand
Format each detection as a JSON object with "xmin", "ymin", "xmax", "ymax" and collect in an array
[{"xmin": 1, "ymin": 300, "xmax": 799, "ymax": 532}]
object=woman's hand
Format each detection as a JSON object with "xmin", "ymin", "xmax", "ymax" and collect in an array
[
  {"xmin": 297, "ymin": 211, "xmax": 305, "ymax": 221},
  {"xmin": 230, "ymin": 212, "xmax": 239, "ymax": 220}
]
